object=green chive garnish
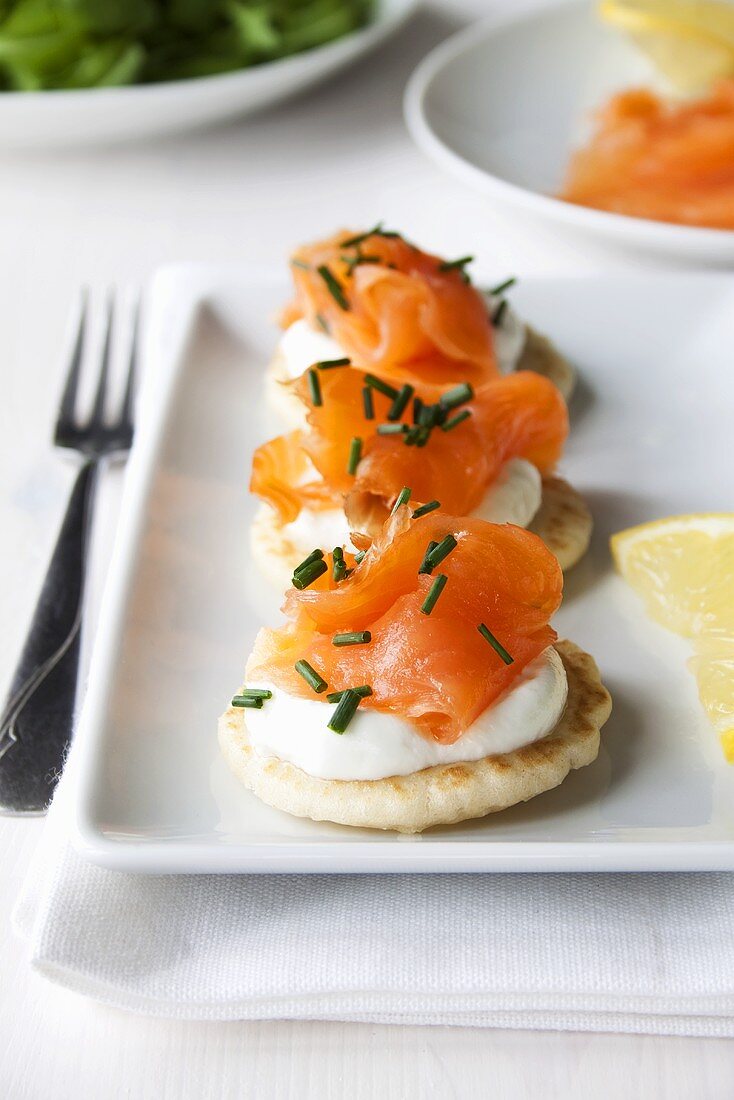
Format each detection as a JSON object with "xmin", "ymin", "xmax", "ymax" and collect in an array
[
  {"xmin": 354, "ymin": 550, "xmax": 367, "ymax": 564},
  {"xmin": 332, "ymin": 546, "xmax": 347, "ymax": 583},
  {"xmin": 291, "ymin": 258, "xmax": 310, "ymax": 271},
  {"xmin": 489, "ymin": 276, "xmax": 516, "ymax": 296},
  {"xmin": 362, "ymin": 386, "xmax": 375, "ymax": 419},
  {"xmin": 477, "ymin": 623, "xmax": 514, "ymax": 665},
  {"xmin": 492, "ymin": 299, "xmax": 508, "ymax": 326},
  {"xmin": 328, "ymin": 688, "xmax": 362, "ymax": 734},
  {"xmin": 391, "ymin": 486, "xmax": 411, "ymax": 514},
  {"xmin": 405, "ymin": 425, "xmax": 431, "ymax": 447},
  {"xmin": 421, "ymin": 534, "xmax": 457, "ymax": 573},
  {"xmin": 387, "ymin": 384, "xmax": 414, "ymax": 421},
  {"xmin": 439, "ymin": 382, "xmax": 474, "ymax": 411},
  {"xmin": 307, "ymin": 368, "xmax": 322, "ymax": 407},
  {"xmin": 231, "ymin": 694, "xmax": 264, "ymax": 709},
  {"xmin": 418, "ymin": 402, "xmax": 444, "ymax": 428},
  {"xmin": 238, "ymin": 687, "xmax": 273, "ymax": 700},
  {"xmin": 364, "ymin": 373, "xmax": 399, "ymax": 399},
  {"xmin": 412, "ymin": 396, "xmax": 424, "ymax": 423},
  {"xmin": 292, "ymin": 558, "xmax": 328, "ymax": 589},
  {"xmin": 295, "ymin": 659, "xmax": 328, "ymax": 693},
  {"xmin": 439, "ymin": 255, "xmax": 473, "ymax": 273},
  {"xmin": 294, "ymin": 548, "xmax": 324, "ymax": 571},
  {"xmin": 317, "ymin": 264, "xmax": 349, "ymax": 311},
  {"xmin": 415, "ymin": 428, "xmax": 431, "ymax": 448},
  {"xmin": 412, "ymin": 499, "xmax": 440, "ymax": 519},
  {"xmin": 377, "ymin": 423, "xmax": 407, "ymax": 436},
  {"xmin": 418, "ymin": 539, "xmax": 439, "ymax": 574},
  {"xmin": 421, "ymin": 573, "xmax": 448, "ymax": 615},
  {"xmin": 341, "ymin": 224, "xmax": 384, "ymax": 249},
  {"xmin": 332, "ymin": 630, "xmax": 372, "ymax": 646},
  {"xmin": 347, "ymin": 437, "xmax": 362, "ymax": 475},
  {"xmin": 326, "ymin": 685, "xmax": 373, "ymax": 703},
  {"xmin": 316, "ymin": 313, "xmax": 330, "ymax": 333},
  {"xmin": 441, "ymin": 409, "xmax": 472, "ymax": 432},
  {"xmin": 316, "ymin": 357, "xmax": 351, "ymax": 370}
]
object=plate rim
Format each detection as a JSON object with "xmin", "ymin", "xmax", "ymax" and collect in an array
[
  {"xmin": 403, "ymin": 0, "xmax": 734, "ymax": 257},
  {"xmin": 71, "ymin": 263, "xmax": 734, "ymax": 874}
]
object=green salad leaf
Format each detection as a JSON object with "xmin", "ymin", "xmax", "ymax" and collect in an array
[{"xmin": 0, "ymin": 0, "xmax": 374, "ymax": 90}]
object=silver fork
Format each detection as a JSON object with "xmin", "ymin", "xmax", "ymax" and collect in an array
[{"xmin": 0, "ymin": 292, "xmax": 137, "ymax": 814}]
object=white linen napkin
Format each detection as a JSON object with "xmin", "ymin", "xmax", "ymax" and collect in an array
[{"xmin": 13, "ymin": 772, "xmax": 734, "ymax": 1033}]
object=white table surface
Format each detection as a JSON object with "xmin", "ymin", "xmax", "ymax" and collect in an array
[{"xmin": 1, "ymin": 2, "xmax": 733, "ymax": 1095}]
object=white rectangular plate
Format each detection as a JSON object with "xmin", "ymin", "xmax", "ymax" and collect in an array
[{"xmin": 73, "ymin": 266, "xmax": 734, "ymax": 872}]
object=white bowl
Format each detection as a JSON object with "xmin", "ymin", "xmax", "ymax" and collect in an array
[
  {"xmin": 404, "ymin": 0, "xmax": 734, "ymax": 266},
  {"xmin": 0, "ymin": 0, "xmax": 417, "ymax": 149}
]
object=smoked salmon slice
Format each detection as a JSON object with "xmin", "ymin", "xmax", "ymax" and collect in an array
[
  {"xmin": 250, "ymin": 368, "xmax": 568, "ymax": 530},
  {"xmin": 560, "ymin": 80, "xmax": 734, "ymax": 229},
  {"xmin": 247, "ymin": 507, "xmax": 563, "ymax": 743},
  {"xmin": 281, "ymin": 228, "xmax": 499, "ymax": 391}
]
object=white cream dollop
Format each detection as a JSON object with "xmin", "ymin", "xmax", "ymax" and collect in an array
[
  {"xmin": 244, "ymin": 647, "xmax": 567, "ymax": 781},
  {"xmin": 279, "ymin": 457, "xmax": 541, "ymax": 557},
  {"xmin": 277, "ymin": 292, "xmax": 527, "ymax": 382}
]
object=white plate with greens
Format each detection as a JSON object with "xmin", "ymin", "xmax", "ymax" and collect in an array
[{"xmin": 0, "ymin": 0, "xmax": 417, "ymax": 148}]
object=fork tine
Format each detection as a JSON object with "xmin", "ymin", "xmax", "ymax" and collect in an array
[
  {"xmin": 118, "ymin": 297, "xmax": 139, "ymax": 432},
  {"xmin": 89, "ymin": 292, "xmax": 114, "ymax": 425},
  {"xmin": 55, "ymin": 289, "xmax": 88, "ymax": 434}
]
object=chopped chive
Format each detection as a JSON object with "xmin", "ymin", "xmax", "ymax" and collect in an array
[
  {"xmin": 418, "ymin": 539, "xmax": 439, "ymax": 574},
  {"xmin": 421, "ymin": 573, "xmax": 448, "ymax": 615},
  {"xmin": 362, "ymin": 386, "xmax": 375, "ymax": 420},
  {"xmin": 364, "ymin": 373, "xmax": 399, "ymax": 399},
  {"xmin": 439, "ymin": 255, "xmax": 473, "ymax": 272},
  {"xmin": 424, "ymin": 534, "xmax": 457, "ymax": 572},
  {"xmin": 317, "ymin": 264, "xmax": 349, "ymax": 311},
  {"xmin": 326, "ymin": 685, "xmax": 373, "ymax": 703},
  {"xmin": 328, "ymin": 688, "xmax": 362, "ymax": 734},
  {"xmin": 489, "ymin": 276, "xmax": 516, "ymax": 296},
  {"xmin": 238, "ymin": 687, "xmax": 273, "ymax": 700},
  {"xmin": 439, "ymin": 382, "xmax": 474, "ymax": 411},
  {"xmin": 477, "ymin": 623, "xmax": 514, "ymax": 665},
  {"xmin": 412, "ymin": 396, "xmax": 424, "ymax": 423},
  {"xmin": 415, "ymin": 428, "xmax": 431, "ymax": 448},
  {"xmin": 316, "ymin": 313, "xmax": 330, "ymax": 334},
  {"xmin": 405, "ymin": 425, "xmax": 431, "ymax": 447},
  {"xmin": 290, "ymin": 258, "xmax": 310, "ymax": 271},
  {"xmin": 295, "ymin": 659, "xmax": 328, "ymax": 693},
  {"xmin": 441, "ymin": 409, "xmax": 472, "ymax": 432},
  {"xmin": 332, "ymin": 630, "xmax": 372, "ymax": 646},
  {"xmin": 294, "ymin": 548, "xmax": 324, "ymax": 573},
  {"xmin": 391, "ymin": 486, "xmax": 412, "ymax": 515},
  {"xmin": 377, "ymin": 422, "xmax": 408, "ymax": 436},
  {"xmin": 316, "ymin": 357, "xmax": 351, "ymax": 370},
  {"xmin": 347, "ymin": 436, "xmax": 362, "ymax": 475},
  {"xmin": 231, "ymin": 694, "xmax": 264, "ymax": 709},
  {"xmin": 341, "ymin": 224, "xmax": 384, "ymax": 249},
  {"xmin": 492, "ymin": 299, "xmax": 508, "ymax": 326},
  {"xmin": 439, "ymin": 255, "xmax": 474, "ymax": 282},
  {"xmin": 292, "ymin": 558, "xmax": 328, "ymax": 589},
  {"xmin": 332, "ymin": 546, "xmax": 347, "ymax": 583},
  {"xmin": 387, "ymin": 384, "xmax": 414, "ymax": 421},
  {"xmin": 342, "ymin": 253, "xmax": 382, "ymax": 275},
  {"xmin": 354, "ymin": 550, "xmax": 367, "ymax": 564},
  {"xmin": 418, "ymin": 402, "xmax": 444, "ymax": 428},
  {"xmin": 307, "ymin": 368, "xmax": 322, "ymax": 407},
  {"xmin": 412, "ymin": 499, "xmax": 440, "ymax": 519}
]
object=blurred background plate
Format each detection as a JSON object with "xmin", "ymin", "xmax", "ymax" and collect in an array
[
  {"xmin": 0, "ymin": 0, "xmax": 417, "ymax": 150},
  {"xmin": 404, "ymin": 0, "xmax": 734, "ymax": 266}
]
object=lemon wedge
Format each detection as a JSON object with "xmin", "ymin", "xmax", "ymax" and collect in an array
[
  {"xmin": 599, "ymin": 0, "xmax": 734, "ymax": 92},
  {"xmin": 611, "ymin": 513, "xmax": 734, "ymax": 760}
]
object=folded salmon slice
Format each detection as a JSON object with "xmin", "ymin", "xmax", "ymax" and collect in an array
[
  {"xmin": 251, "ymin": 369, "xmax": 568, "ymax": 526},
  {"xmin": 281, "ymin": 229, "xmax": 498, "ymax": 391},
  {"xmin": 248, "ymin": 510, "xmax": 562, "ymax": 743},
  {"xmin": 560, "ymin": 81, "xmax": 734, "ymax": 229}
]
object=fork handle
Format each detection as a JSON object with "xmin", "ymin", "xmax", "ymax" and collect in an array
[{"xmin": 0, "ymin": 461, "xmax": 98, "ymax": 814}]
